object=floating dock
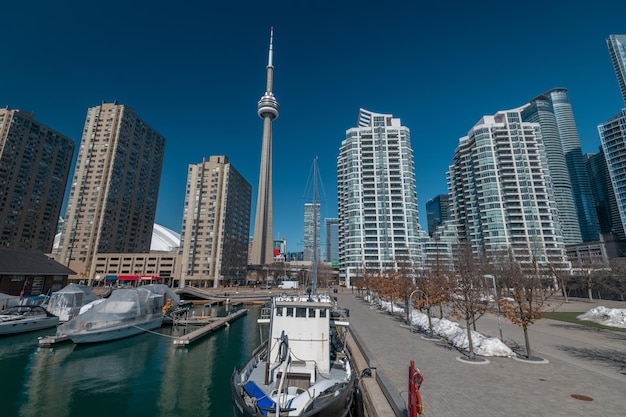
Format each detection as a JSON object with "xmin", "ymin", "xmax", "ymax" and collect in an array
[
  {"xmin": 38, "ymin": 334, "xmax": 70, "ymax": 347},
  {"xmin": 173, "ymin": 308, "xmax": 248, "ymax": 347}
]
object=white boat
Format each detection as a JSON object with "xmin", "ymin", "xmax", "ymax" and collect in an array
[
  {"xmin": 46, "ymin": 284, "xmax": 98, "ymax": 322},
  {"xmin": 231, "ymin": 158, "xmax": 359, "ymax": 417},
  {"xmin": 0, "ymin": 305, "xmax": 59, "ymax": 335},
  {"xmin": 57, "ymin": 285, "xmax": 177, "ymax": 344}
]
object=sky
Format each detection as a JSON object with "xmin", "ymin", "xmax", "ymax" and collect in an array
[{"xmin": 2, "ymin": 0, "xmax": 626, "ymax": 253}]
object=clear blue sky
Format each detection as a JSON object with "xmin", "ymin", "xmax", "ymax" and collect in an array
[{"xmin": 2, "ymin": 0, "xmax": 625, "ymax": 252}]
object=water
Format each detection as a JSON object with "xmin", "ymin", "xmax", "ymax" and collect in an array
[{"xmin": 0, "ymin": 305, "xmax": 262, "ymax": 417}]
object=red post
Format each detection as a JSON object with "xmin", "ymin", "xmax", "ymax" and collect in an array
[{"xmin": 408, "ymin": 360, "xmax": 424, "ymax": 417}]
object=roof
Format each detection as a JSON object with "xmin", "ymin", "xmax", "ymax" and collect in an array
[{"xmin": 0, "ymin": 249, "xmax": 76, "ymax": 275}]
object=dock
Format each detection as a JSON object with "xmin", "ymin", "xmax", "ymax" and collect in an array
[
  {"xmin": 173, "ymin": 308, "xmax": 248, "ymax": 347},
  {"xmin": 38, "ymin": 334, "xmax": 70, "ymax": 347}
]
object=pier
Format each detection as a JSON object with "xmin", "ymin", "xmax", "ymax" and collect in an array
[{"xmin": 173, "ymin": 308, "xmax": 248, "ymax": 347}]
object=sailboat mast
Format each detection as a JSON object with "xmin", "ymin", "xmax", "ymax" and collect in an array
[{"xmin": 311, "ymin": 157, "xmax": 319, "ymax": 294}]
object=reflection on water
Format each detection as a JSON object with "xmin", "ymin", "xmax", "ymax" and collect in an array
[{"xmin": 0, "ymin": 305, "xmax": 262, "ymax": 417}]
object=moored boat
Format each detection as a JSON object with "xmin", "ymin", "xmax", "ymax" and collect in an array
[
  {"xmin": 57, "ymin": 285, "xmax": 177, "ymax": 344},
  {"xmin": 0, "ymin": 305, "xmax": 59, "ymax": 335},
  {"xmin": 46, "ymin": 283, "xmax": 98, "ymax": 322}
]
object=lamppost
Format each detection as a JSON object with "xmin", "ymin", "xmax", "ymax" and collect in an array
[
  {"xmin": 408, "ymin": 289, "xmax": 433, "ymax": 338},
  {"xmin": 483, "ymin": 274, "xmax": 503, "ymax": 342}
]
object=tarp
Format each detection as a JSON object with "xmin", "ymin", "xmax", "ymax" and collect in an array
[{"xmin": 118, "ymin": 275, "xmax": 140, "ymax": 281}]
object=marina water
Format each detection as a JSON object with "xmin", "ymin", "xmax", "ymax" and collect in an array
[{"xmin": 1, "ymin": 304, "xmax": 262, "ymax": 417}]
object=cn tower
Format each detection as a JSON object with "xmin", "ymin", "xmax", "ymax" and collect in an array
[{"xmin": 250, "ymin": 28, "xmax": 279, "ymax": 266}]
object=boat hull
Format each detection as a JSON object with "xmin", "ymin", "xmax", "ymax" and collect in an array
[
  {"xmin": 0, "ymin": 317, "xmax": 59, "ymax": 335},
  {"xmin": 231, "ymin": 373, "xmax": 355, "ymax": 417},
  {"xmin": 68, "ymin": 317, "xmax": 163, "ymax": 344}
]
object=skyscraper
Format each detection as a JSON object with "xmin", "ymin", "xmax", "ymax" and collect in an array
[
  {"xmin": 338, "ymin": 109, "xmax": 422, "ymax": 286},
  {"xmin": 586, "ymin": 149, "xmax": 622, "ymax": 238},
  {"xmin": 324, "ymin": 218, "xmax": 339, "ymax": 263},
  {"xmin": 303, "ymin": 202, "xmax": 320, "ymax": 263},
  {"xmin": 607, "ymin": 34, "xmax": 626, "ymax": 105},
  {"xmin": 179, "ymin": 156, "xmax": 251, "ymax": 288},
  {"xmin": 598, "ymin": 109, "xmax": 626, "ymax": 241},
  {"xmin": 250, "ymin": 28, "xmax": 279, "ymax": 267},
  {"xmin": 448, "ymin": 108, "xmax": 568, "ymax": 270},
  {"xmin": 0, "ymin": 108, "xmax": 74, "ymax": 252},
  {"xmin": 425, "ymin": 194, "xmax": 450, "ymax": 236},
  {"xmin": 56, "ymin": 102, "xmax": 165, "ymax": 280},
  {"xmin": 522, "ymin": 89, "xmax": 599, "ymax": 243}
]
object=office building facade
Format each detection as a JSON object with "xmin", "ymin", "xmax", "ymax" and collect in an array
[
  {"xmin": 448, "ymin": 109, "xmax": 569, "ymax": 270},
  {"xmin": 303, "ymin": 202, "xmax": 320, "ymax": 263},
  {"xmin": 179, "ymin": 156, "xmax": 251, "ymax": 288},
  {"xmin": 56, "ymin": 102, "xmax": 165, "ymax": 279},
  {"xmin": 0, "ymin": 108, "xmax": 74, "ymax": 252},
  {"xmin": 425, "ymin": 194, "xmax": 450, "ymax": 236},
  {"xmin": 338, "ymin": 109, "xmax": 422, "ymax": 286},
  {"xmin": 324, "ymin": 218, "xmax": 339, "ymax": 263}
]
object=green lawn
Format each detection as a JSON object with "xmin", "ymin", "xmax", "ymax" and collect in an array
[{"xmin": 545, "ymin": 311, "xmax": 626, "ymax": 333}]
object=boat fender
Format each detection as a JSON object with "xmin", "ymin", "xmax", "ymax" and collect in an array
[
  {"xmin": 351, "ymin": 386, "xmax": 364, "ymax": 417},
  {"xmin": 279, "ymin": 337, "xmax": 289, "ymax": 362}
]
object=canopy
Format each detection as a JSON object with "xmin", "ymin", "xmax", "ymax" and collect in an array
[{"xmin": 118, "ymin": 275, "xmax": 140, "ymax": 281}]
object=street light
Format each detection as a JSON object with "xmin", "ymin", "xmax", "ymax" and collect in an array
[
  {"xmin": 408, "ymin": 289, "xmax": 433, "ymax": 338},
  {"xmin": 483, "ymin": 274, "xmax": 503, "ymax": 342}
]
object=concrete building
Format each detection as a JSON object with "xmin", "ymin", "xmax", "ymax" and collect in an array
[
  {"xmin": 0, "ymin": 108, "xmax": 74, "ymax": 252},
  {"xmin": 338, "ymin": 109, "xmax": 422, "ymax": 286},
  {"xmin": 607, "ymin": 34, "xmax": 626, "ymax": 105},
  {"xmin": 303, "ymin": 202, "xmax": 320, "ymax": 263},
  {"xmin": 522, "ymin": 89, "xmax": 599, "ymax": 243},
  {"xmin": 91, "ymin": 252, "xmax": 178, "ymax": 287},
  {"xmin": 425, "ymin": 194, "xmax": 450, "ymax": 236},
  {"xmin": 179, "ymin": 156, "xmax": 251, "ymax": 288},
  {"xmin": 448, "ymin": 108, "xmax": 569, "ymax": 270},
  {"xmin": 250, "ymin": 28, "xmax": 279, "ymax": 267},
  {"xmin": 55, "ymin": 102, "xmax": 165, "ymax": 281},
  {"xmin": 324, "ymin": 218, "xmax": 339, "ymax": 263}
]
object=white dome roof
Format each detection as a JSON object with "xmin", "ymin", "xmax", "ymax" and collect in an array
[{"xmin": 53, "ymin": 224, "xmax": 180, "ymax": 252}]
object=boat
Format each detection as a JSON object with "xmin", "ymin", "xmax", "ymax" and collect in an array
[
  {"xmin": 57, "ymin": 284, "xmax": 178, "ymax": 344},
  {"xmin": 46, "ymin": 283, "xmax": 99, "ymax": 322},
  {"xmin": 0, "ymin": 305, "xmax": 59, "ymax": 335},
  {"xmin": 231, "ymin": 158, "xmax": 357, "ymax": 417}
]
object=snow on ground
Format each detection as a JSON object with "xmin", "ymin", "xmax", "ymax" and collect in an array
[
  {"xmin": 368, "ymin": 298, "xmax": 626, "ymax": 358},
  {"xmin": 578, "ymin": 306, "xmax": 626, "ymax": 328},
  {"xmin": 373, "ymin": 299, "xmax": 514, "ymax": 357}
]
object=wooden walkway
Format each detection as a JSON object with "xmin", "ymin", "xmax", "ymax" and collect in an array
[{"xmin": 173, "ymin": 308, "xmax": 248, "ymax": 347}]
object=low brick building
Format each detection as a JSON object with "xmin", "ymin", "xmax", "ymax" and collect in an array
[{"xmin": 0, "ymin": 249, "xmax": 75, "ymax": 296}]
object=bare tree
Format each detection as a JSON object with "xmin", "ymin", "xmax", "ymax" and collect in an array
[
  {"xmin": 449, "ymin": 244, "xmax": 488, "ymax": 360},
  {"xmin": 498, "ymin": 250, "xmax": 554, "ymax": 359}
]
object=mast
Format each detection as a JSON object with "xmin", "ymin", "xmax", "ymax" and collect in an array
[{"xmin": 312, "ymin": 157, "xmax": 319, "ymax": 294}]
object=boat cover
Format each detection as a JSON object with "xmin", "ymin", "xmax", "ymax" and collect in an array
[
  {"xmin": 47, "ymin": 284, "xmax": 98, "ymax": 320},
  {"xmin": 57, "ymin": 287, "xmax": 166, "ymax": 336}
]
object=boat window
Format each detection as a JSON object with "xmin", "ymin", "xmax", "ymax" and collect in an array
[
  {"xmin": 296, "ymin": 308, "xmax": 306, "ymax": 318},
  {"xmin": 286, "ymin": 307, "xmax": 294, "ymax": 317},
  {"xmin": 320, "ymin": 308, "xmax": 326, "ymax": 318},
  {"xmin": 308, "ymin": 308, "xmax": 316, "ymax": 318},
  {"xmin": 276, "ymin": 307, "xmax": 283, "ymax": 316}
]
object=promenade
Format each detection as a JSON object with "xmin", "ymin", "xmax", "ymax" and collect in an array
[{"xmin": 336, "ymin": 291, "xmax": 626, "ymax": 417}]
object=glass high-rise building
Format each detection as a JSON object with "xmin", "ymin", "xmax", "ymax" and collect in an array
[
  {"xmin": 0, "ymin": 108, "xmax": 74, "ymax": 252},
  {"xmin": 337, "ymin": 109, "xmax": 422, "ymax": 286},
  {"xmin": 426, "ymin": 194, "xmax": 450, "ymax": 236},
  {"xmin": 303, "ymin": 202, "xmax": 320, "ymax": 263},
  {"xmin": 179, "ymin": 156, "xmax": 251, "ymax": 288},
  {"xmin": 586, "ymin": 150, "xmax": 622, "ymax": 238},
  {"xmin": 324, "ymin": 218, "xmax": 339, "ymax": 263},
  {"xmin": 448, "ymin": 108, "xmax": 569, "ymax": 270},
  {"xmin": 607, "ymin": 35, "xmax": 626, "ymax": 105},
  {"xmin": 522, "ymin": 89, "xmax": 599, "ymax": 243},
  {"xmin": 56, "ymin": 102, "xmax": 165, "ymax": 280},
  {"xmin": 598, "ymin": 109, "xmax": 626, "ymax": 241}
]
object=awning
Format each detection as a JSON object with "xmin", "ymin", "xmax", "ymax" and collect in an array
[
  {"xmin": 140, "ymin": 276, "xmax": 158, "ymax": 280},
  {"xmin": 105, "ymin": 275, "xmax": 118, "ymax": 281},
  {"xmin": 118, "ymin": 275, "xmax": 140, "ymax": 281}
]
